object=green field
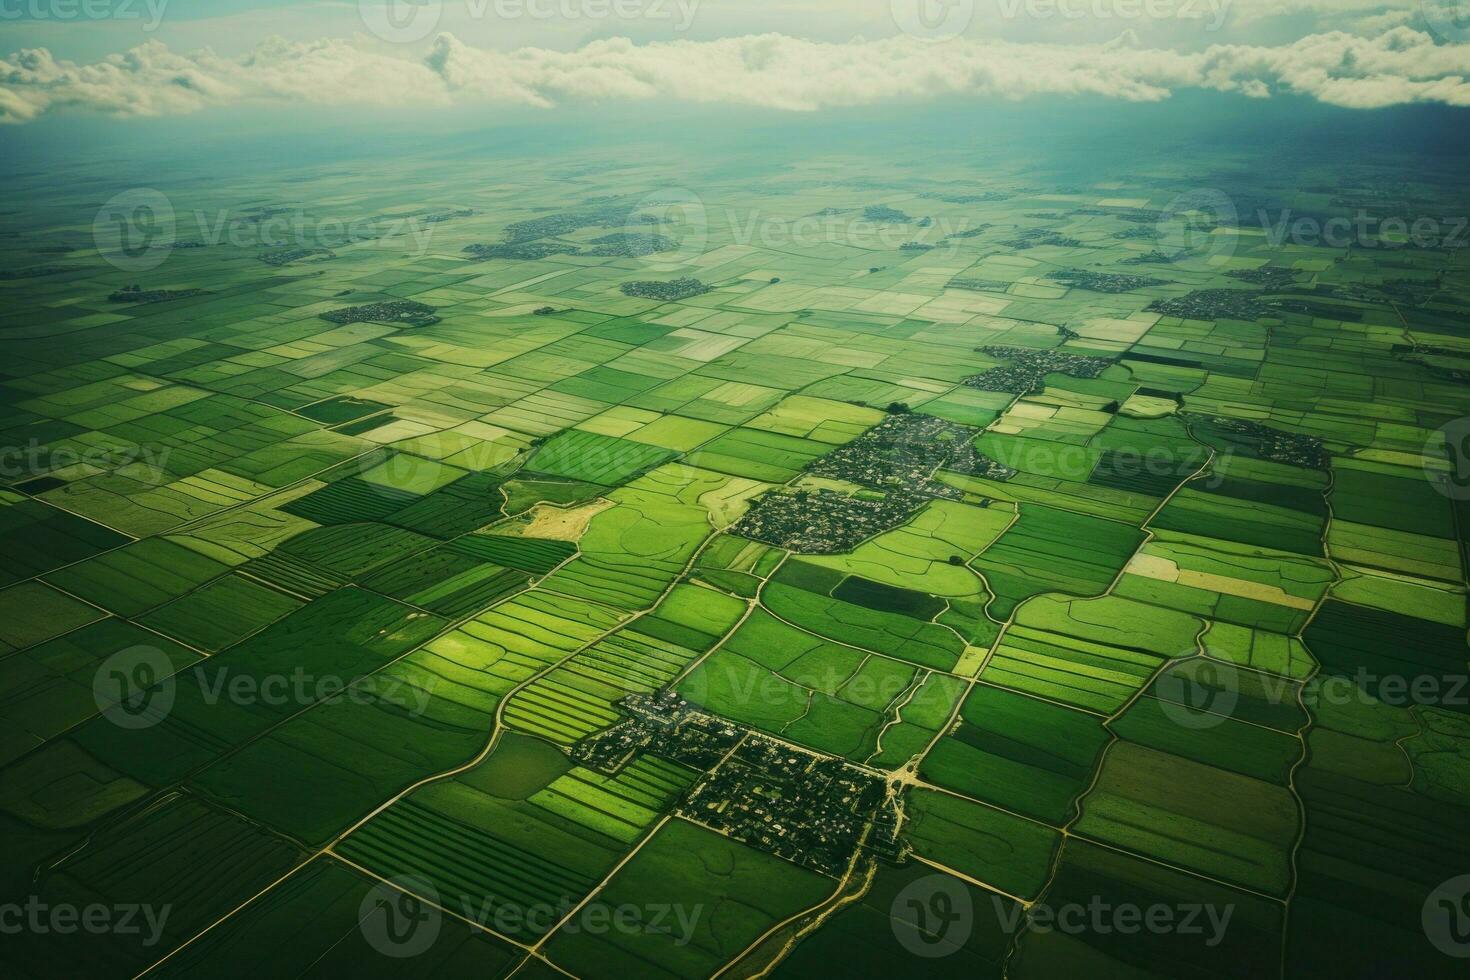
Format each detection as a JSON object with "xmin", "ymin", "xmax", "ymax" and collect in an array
[{"xmin": 0, "ymin": 77, "xmax": 1467, "ymax": 980}]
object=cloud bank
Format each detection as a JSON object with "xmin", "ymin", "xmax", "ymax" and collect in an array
[{"xmin": 1, "ymin": 27, "xmax": 1468, "ymax": 124}]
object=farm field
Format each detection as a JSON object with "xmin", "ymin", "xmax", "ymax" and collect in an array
[{"xmin": 0, "ymin": 100, "xmax": 1467, "ymax": 980}]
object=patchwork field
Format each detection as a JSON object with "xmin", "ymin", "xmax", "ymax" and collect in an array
[{"xmin": 0, "ymin": 118, "xmax": 1466, "ymax": 980}]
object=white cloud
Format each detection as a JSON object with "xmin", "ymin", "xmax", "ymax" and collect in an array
[{"xmin": 1, "ymin": 27, "xmax": 1468, "ymax": 124}]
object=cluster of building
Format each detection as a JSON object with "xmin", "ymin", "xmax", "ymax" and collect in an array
[
  {"xmin": 921, "ymin": 191, "xmax": 1011, "ymax": 204},
  {"xmin": 583, "ymin": 233, "xmax": 676, "ymax": 257},
  {"xmin": 258, "ymin": 247, "xmax": 334, "ymax": 267},
  {"xmin": 680, "ymin": 738, "xmax": 903, "ymax": 876},
  {"xmin": 733, "ymin": 413, "xmax": 1015, "ymax": 553},
  {"xmin": 1189, "ymin": 414, "xmax": 1331, "ymax": 469},
  {"xmin": 573, "ymin": 692, "xmax": 908, "ymax": 877},
  {"xmin": 1406, "ymin": 353, "xmax": 1470, "ymax": 384},
  {"xmin": 574, "ymin": 691, "xmax": 742, "ymax": 774},
  {"xmin": 864, "ymin": 205, "xmax": 915, "ymax": 223},
  {"xmin": 813, "ymin": 413, "xmax": 1009, "ymax": 492},
  {"xmin": 729, "ymin": 487, "xmax": 928, "ymax": 555},
  {"xmin": 319, "ymin": 299, "xmax": 440, "ymax": 327},
  {"xmin": 1226, "ymin": 267, "xmax": 1300, "ymax": 288},
  {"xmin": 620, "ymin": 278, "xmax": 712, "ymax": 301},
  {"xmin": 107, "ymin": 285, "xmax": 206, "ymax": 304},
  {"xmin": 1051, "ymin": 270, "xmax": 1166, "ymax": 294},
  {"xmin": 999, "ymin": 229, "xmax": 1084, "ymax": 250},
  {"xmin": 1147, "ymin": 288, "xmax": 1274, "ymax": 321},
  {"xmin": 423, "ymin": 209, "xmax": 476, "ymax": 223},
  {"xmin": 946, "ymin": 276, "xmax": 1010, "ymax": 292},
  {"xmin": 966, "ymin": 345, "xmax": 1114, "ymax": 395},
  {"xmin": 1073, "ymin": 207, "xmax": 1162, "ymax": 223},
  {"xmin": 942, "ymin": 224, "xmax": 995, "ymax": 241},
  {"xmin": 466, "ymin": 232, "xmax": 676, "ymax": 262},
  {"xmin": 465, "ymin": 241, "xmax": 578, "ymax": 261},
  {"xmin": 500, "ymin": 204, "xmax": 650, "ymax": 244}
]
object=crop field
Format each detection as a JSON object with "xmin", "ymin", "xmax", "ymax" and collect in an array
[
  {"xmin": 0, "ymin": 98, "xmax": 1468, "ymax": 980},
  {"xmin": 543, "ymin": 819, "xmax": 834, "ymax": 979},
  {"xmin": 337, "ymin": 742, "xmax": 691, "ymax": 943}
]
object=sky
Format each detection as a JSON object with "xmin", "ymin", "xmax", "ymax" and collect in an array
[{"xmin": 1, "ymin": 0, "xmax": 1469, "ymax": 125}]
